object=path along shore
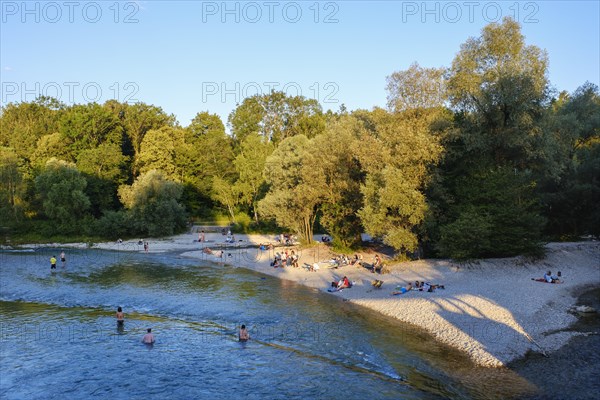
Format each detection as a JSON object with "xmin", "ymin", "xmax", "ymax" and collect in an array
[{"xmin": 29, "ymin": 232, "xmax": 600, "ymax": 367}]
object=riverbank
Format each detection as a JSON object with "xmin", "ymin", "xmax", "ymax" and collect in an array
[{"xmin": 19, "ymin": 232, "xmax": 600, "ymax": 368}]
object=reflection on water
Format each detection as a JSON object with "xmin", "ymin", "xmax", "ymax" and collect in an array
[{"xmin": 0, "ymin": 249, "xmax": 537, "ymax": 399}]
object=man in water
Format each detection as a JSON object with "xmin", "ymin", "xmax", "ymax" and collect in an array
[
  {"xmin": 239, "ymin": 325, "xmax": 250, "ymax": 341},
  {"xmin": 50, "ymin": 256, "xmax": 57, "ymax": 270},
  {"xmin": 116, "ymin": 307, "xmax": 124, "ymax": 326},
  {"xmin": 142, "ymin": 328, "xmax": 155, "ymax": 344},
  {"xmin": 60, "ymin": 251, "xmax": 66, "ymax": 265}
]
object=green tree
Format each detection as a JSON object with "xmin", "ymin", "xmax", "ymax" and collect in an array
[
  {"xmin": 138, "ymin": 126, "xmax": 186, "ymax": 180},
  {"xmin": 386, "ymin": 62, "xmax": 446, "ymax": 112},
  {"xmin": 233, "ymin": 133, "xmax": 274, "ymax": 222},
  {"xmin": 259, "ymin": 135, "xmax": 320, "ymax": 243},
  {"xmin": 0, "ymin": 147, "xmax": 25, "ymax": 223},
  {"xmin": 182, "ymin": 112, "xmax": 236, "ymax": 216},
  {"xmin": 433, "ymin": 18, "xmax": 549, "ymax": 258},
  {"xmin": 228, "ymin": 91, "xmax": 325, "ymax": 145},
  {"xmin": 353, "ymin": 107, "xmax": 446, "ymax": 252},
  {"xmin": 539, "ymin": 82, "xmax": 600, "ymax": 238},
  {"xmin": 34, "ymin": 159, "xmax": 91, "ymax": 233},
  {"xmin": 118, "ymin": 170, "xmax": 187, "ymax": 236},
  {"xmin": 305, "ymin": 116, "xmax": 365, "ymax": 249}
]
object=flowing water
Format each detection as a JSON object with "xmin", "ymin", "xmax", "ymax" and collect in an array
[{"xmin": 0, "ymin": 248, "xmax": 539, "ymax": 399}]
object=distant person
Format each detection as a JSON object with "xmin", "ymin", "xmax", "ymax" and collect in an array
[
  {"xmin": 116, "ymin": 306, "xmax": 124, "ymax": 326},
  {"xmin": 239, "ymin": 324, "xmax": 250, "ymax": 341},
  {"xmin": 60, "ymin": 251, "xmax": 66, "ymax": 265},
  {"xmin": 372, "ymin": 254, "xmax": 382, "ymax": 274},
  {"xmin": 50, "ymin": 255, "xmax": 57, "ymax": 270},
  {"xmin": 392, "ymin": 283, "xmax": 413, "ymax": 295},
  {"xmin": 142, "ymin": 328, "xmax": 155, "ymax": 344},
  {"xmin": 144, "ymin": 241, "xmax": 149, "ymax": 253},
  {"xmin": 199, "ymin": 230, "xmax": 205, "ymax": 242},
  {"xmin": 533, "ymin": 271, "xmax": 562, "ymax": 283}
]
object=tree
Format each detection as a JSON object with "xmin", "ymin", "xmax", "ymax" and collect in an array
[
  {"xmin": 34, "ymin": 158, "xmax": 91, "ymax": 233},
  {"xmin": 137, "ymin": 126, "xmax": 186, "ymax": 181},
  {"xmin": 115, "ymin": 102, "xmax": 177, "ymax": 176},
  {"xmin": 182, "ymin": 112, "xmax": 236, "ymax": 216},
  {"xmin": 432, "ymin": 18, "xmax": 550, "ymax": 258},
  {"xmin": 118, "ymin": 170, "xmax": 187, "ymax": 236},
  {"xmin": 539, "ymin": 82, "xmax": 600, "ymax": 238},
  {"xmin": 353, "ymin": 108, "xmax": 446, "ymax": 252},
  {"xmin": 304, "ymin": 116, "xmax": 365, "ymax": 249},
  {"xmin": 386, "ymin": 62, "xmax": 446, "ymax": 112},
  {"xmin": 233, "ymin": 133, "xmax": 274, "ymax": 222},
  {"xmin": 259, "ymin": 135, "xmax": 320, "ymax": 243},
  {"xmin": 228, "ymin": 91, "xmax": 325, "ymax": 145},
  {"xmin": 0, "ymin": 147, "xmax": 25, "ymax": 223},
  {"xmin": 0, "ymin": 96, "xmax": 63, "ymax": 174}
]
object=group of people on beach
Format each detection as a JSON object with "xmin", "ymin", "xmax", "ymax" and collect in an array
[
  {"xmin": 392, "ymin": 281, "xmax": 446, "ymax": 295},
  {"xmin": 115, "ymin": 307, "xmax": 250, "ymax": 344},
  {"xmin": 532, "ymin": 270, "xmax": 563, "ymax": 284},
  {"xmin": 330, "ymin": 276, "xmax": 352, "ymax": 291},
  {"xmin": 271, "ymin": 250, "xmax": 299, "ymax": 268}
]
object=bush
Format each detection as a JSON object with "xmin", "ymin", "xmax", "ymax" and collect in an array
[{"xmin": 95, "ymin": 210, "xmax": 134, "ymax": 239}]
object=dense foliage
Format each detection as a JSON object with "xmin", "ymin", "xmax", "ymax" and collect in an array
[{"xmin": 1, "ymin": 18, "xmax": 598, "ymax": 258}]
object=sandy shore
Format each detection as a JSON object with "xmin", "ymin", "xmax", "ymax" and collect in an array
[{"xmin": 28, "ymin": 231, "xmax": 600, "ymax": 367}]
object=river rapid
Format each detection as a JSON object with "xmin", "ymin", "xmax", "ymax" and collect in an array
[{"xmin": 0, "ymin": 248, "xmax": 540, "ymax": 399}]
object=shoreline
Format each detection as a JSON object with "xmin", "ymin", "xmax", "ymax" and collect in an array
[{"xmin": 15, "ymin": 233, "xmax": 600, "ymax": 368}]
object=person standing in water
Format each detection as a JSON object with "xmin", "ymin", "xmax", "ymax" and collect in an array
[
  {"xmin": 116, "ymin": 307, "xmax": 124, "ymax": 326},
  {"xmin": 50, "ymin": 255, "xmax": 57, "ymax": 270},
  {"xmin": 142, "ymin": 328, "xmax": 155, "ymax": 344},
  {"xmin": 239, "ymin": 325, "xmax": 250, "ymax": 341},
  {"xmin": 60, "ymin": 251, "xmax": 66, "ymax": 266}
]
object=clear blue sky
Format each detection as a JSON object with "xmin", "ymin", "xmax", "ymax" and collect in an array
[{"xmin": 2, "ymin": 1, "xmax": 599, "ymax": 129}]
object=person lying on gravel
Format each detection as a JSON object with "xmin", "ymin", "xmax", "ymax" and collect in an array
[
  {"xmin": 391, "ymin": 283, "xmax": 413, "ymax": 295},
  {"xmin": 414, "ymin": 281, "xmax": 445, "ymax": 292},
  {"xmin": 532, "ymin": 270, "xmax": 562, "ymax": 283}
]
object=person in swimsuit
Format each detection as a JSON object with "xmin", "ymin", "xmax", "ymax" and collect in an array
[
  {"xmin": 50, "ymin": 256, "xmax": 57, "ymax": 269},
  {"xmin": 392, "ymin": 283, "xmax": 413, "ymax": 295},
  {"xmin": 239, "ymin": 325, "xmax": 250, "ymax": 341},
  {"xmin": 142, "ymin": 328, "xmax": 155, "ymax": 344},
  {"xmin": 116, "ymin": 307, "xmax": 124, "ymax": 326},
  {"xmin": 60, "ymin": 251, "xmax": 66, "ymax": 265}
]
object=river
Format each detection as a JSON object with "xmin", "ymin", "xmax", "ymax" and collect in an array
[{"xmin": 0, "ymin": 248, "xmax": 540, "ymax": 399}]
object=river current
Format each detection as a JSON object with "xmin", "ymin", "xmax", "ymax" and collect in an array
[{"xmin": 0, "ymin": 248, "xmax": 537, "ymax": 399}]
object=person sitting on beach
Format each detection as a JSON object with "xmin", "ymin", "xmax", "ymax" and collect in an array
[
  {"xmin": 372, "ymin": 254, "xmax": 383, "ymax": 274},
  {"xmin": 142, "ymin": 328, "xmax": 155, "ymax": 344},
  {"xmin": 392, "ymin": 283, "xmax": 413, "ymax": 295},
  {"xmin": 310, "ymin": 263, "xmax": 320, "ymax": 272},
  {"xmin": 533, "ymin": 271, "xmax": 562, "ymax": 283},
  {"xmin": 239, "ymin": 324, "xmax": 250, "ymax": 341},
  {"xmin": 340, "ymin": 276, "xmax": 350, "ymax": 289}
]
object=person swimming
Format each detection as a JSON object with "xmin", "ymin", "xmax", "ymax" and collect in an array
[{"xmin": 142, "ymin": 328, "xmax": 155, "ymax": 344}]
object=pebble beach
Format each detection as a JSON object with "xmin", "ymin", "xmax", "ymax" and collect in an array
[{"xmin": 38, "ymin": 232, "xmax": 600, "ymax": 368}]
